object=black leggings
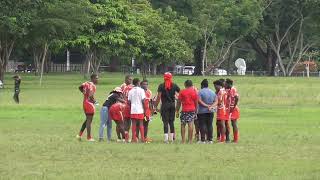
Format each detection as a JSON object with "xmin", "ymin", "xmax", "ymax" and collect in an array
[
  {"xmin": 13, "ymin": 90, "xmax": 20, "ymax": 104},
  {"xmin": 198, "ymin": 113, "xmax": 214, "ymax": 141},
  {"xmin": 161, "ymin": 103, "xmax": 175, "ymax": 134}
]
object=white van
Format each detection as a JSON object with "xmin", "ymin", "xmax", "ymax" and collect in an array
[{"xmin": 183, "ymin": 66, "xmax": 195, "ymax": 75}]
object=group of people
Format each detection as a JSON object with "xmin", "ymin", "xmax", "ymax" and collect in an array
[{"xmin": 76, "ymin": 72, "xmax": 240, "ymax": 144}]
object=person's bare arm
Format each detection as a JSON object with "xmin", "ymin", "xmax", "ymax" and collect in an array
[
  {"xmin": 154, "ymin": 92, "xmax": 161, "ymax": 111},
  {"xmin": 198, "ymin": 97, "xmax": 209, "ymax": 108},
  {"xmin": 209, "ymin": 96, "xmax": 218, "ymax": 110},
  {"xmin": 142, "ymin": 98, "xmax": 146, "ymax": 116},
  {"xmin": 230, "ymin": 95, "xmax": 239, "ymax": 112}
]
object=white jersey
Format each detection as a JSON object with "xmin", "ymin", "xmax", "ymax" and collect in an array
[{"xmin": 128, "ymin": 86, "xmax": 146, "ymax": 114}]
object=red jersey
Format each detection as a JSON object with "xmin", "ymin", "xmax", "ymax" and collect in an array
[
  {"xmin": 121, "ymin": 83, "xmax": 133, "ymax": 100},
  {"xmin": 227, "ymin": 87, "xmax": 240, "ymax": 120},
  {"xmin": 217, "ymin": 88, "xmax": 228, "ymax": 120},
  {"xmin": 226, "ymin": 87, "xmax": 239, "ymax": 108},
  {"xmin": 178, "ymin": 87, "xmax": 198, "ymax": 112},
  {"xmin": 121, "ymin": 83, "xmax": 133, "ymax": 118},
  {"xmin": 81, "ymin": 81, "xmax": 96, "ymax": 102},
  {"xmin": 144, "ymin": 89, "xmax": 152, "ymax": 119}
]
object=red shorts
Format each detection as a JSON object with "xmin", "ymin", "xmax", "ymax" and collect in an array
[
  {"xmin": 124, "ymin": 104, "xmax": 131, "ymax": 119},
  {"xmin": 109, "ymin": 103, "xmax": 125, "ymax": 121},
  {"xmin": 83, "ymin": 100, "xmax": 95, "ymax": 115},
  {"xmin": 217, "ymin": 109, "xmax": 229, "ymax": 121},
  {"xmin": 229, "ymin": 107, "xmax": 240, "ymax": 120},
  {"xmin": 130, "ymin": 114, "xmax": 144, "ymax": 120}
]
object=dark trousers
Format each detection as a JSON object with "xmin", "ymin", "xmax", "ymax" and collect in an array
[
  {"xmin": 161, "ymin": 103, "xmax": 175, "ymax": 134},
  {"xmin": 198, "ymin": 113, "xmax": 214, "ymax": 141},
  {"xmin": 13, "ymin": 90, "xmax": 20, "ymax": 104}
]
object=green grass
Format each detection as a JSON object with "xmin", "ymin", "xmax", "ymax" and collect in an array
[{"xmin": 0, "ymin": 73, "xmax": 320, "ymax": 180}]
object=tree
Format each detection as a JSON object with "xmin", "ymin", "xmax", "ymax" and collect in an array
[
  {"xmin": 71, "ymin": 0, "xmax": 145, "ymax": 76},
  {"xmin": 267, "ymin": 0, "xmax": 320, "ymax": 76},
  {"xmin": 190, "ymin": 0, "xmax": 263, "ymax": 75},
  {"xmin": 0, "ymin": 0, "xmax": 35, "ymax": 83},
  {"xmin": 25, "ymin": 0, "xmax": 93, "ymax": 85},
  {"xmin": 130, "ymin": 1, "xmax": 193, "ymax": 75}
]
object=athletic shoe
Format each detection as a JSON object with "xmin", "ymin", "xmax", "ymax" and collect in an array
[
  {"xmin": 232, "ymin": 140, "xmax": 238, "ymax": 143},
  {"xmin": 145, "ymin": 137, "xmax": 152, "ymax": 143},
  {"xmin": 197, "ymin": 141, "xmax": 206, "ymax": 144},
  {"xmin": 116, "ymin": 139, "xmax": 123, "ymax": 143},
  {"xmin": 225, "ymin": 139, "xmax": 231, "ymax": 143},
  {"xmin": 164, "ymin": 140, "xmax": 169, "ymax": 144},
  {"xmin": 208, "ymin": 141, "xmax": 213, "ymax": 144},
  {"xmin": 98, "ymin": 138, "xmax": 103, "ymax": 142},
  {"xmin": 87, "ymin": 138, "xmax": 95, "ymax": 142},
  {"xmin": 76, "ymin": 135, "xmax": 82, "ymax": 141}
]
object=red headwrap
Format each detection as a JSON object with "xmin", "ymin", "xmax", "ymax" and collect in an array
[{"xmin": 164, "ymin": 72, "xmax": 173, "ymax": 90}]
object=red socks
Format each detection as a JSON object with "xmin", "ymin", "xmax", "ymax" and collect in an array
[
  {"xmin": 220, "ymin": 135, "xmax": 226, "ymax": 142},
  {"xmin": 233, "ymin": 130, "xmax": 239, "ymax": 142},
  {"xmin": 79, "ymin": 131, "xmax": 83, "ymax": 137}
]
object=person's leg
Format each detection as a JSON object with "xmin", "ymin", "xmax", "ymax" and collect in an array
[
  {"xmin": 194, "ymin": 119, "xmax": 199, "ymax": 141},
  {"xmin": 181, "ymin": 123, "xmax": 186, "ymax": 144},
  {"xmin": 144, "ymin": 120, "xmax": 149, "ymax": 139},
  {"xmin": 198, "ymin": 114, "xmax": 206, "ymax": 142},
  {"xmin": 79, "ymin": 119, "xmax": 87, "ymax": 137},
  {"xmin": 99, "ymin": 107, "xmax": 107, "ymax": 141},
  {"xmin": 115, "ymin": 121, "xmax": 125, "ymax": 141},
  {"xmin": 131, "ymin": 119, "xmax": 137, "ymax": 142},
  {"xmin": 161, "ymin": 108, "xmax": 169, "ymax": 142},
  {"xmin": 116, "ymin": 126, "xmax": 121, "ymax": 140},
  {"xmin": 86, "ymin": 114, "xmax": 94, "ymax": 140},
  {"xmin": 207, "ymin": 113, "xmax": 214, "ymax": 142},
  {"xmin": 216, "ymin": 120, "xmax": 220, "ymax": 141},
  {"xmin": 124, "ymin": 118, "xmax": 131, "ymax": 142},
  {"xmin": 138, "ymin": 120, "xmax": 145, "ymax": 142},
  {"xmin": 188, "ymin": 121, "xmax": 194, "ymax": 144},
  {"xmin": 13, "ymin": 91, "xmax": 19, "ymax": 104},
  {"xmin": 218, "ymin": 120, "xmax": 226, "ymax": 142},
  {"xmin": 136, "ymin": 121, "xmax": 140, "ymax": 140},
  {"xmin": 225, "ymin": 121, "xmax": 230, "ymax": 142},
  {"xmin": 16, "ymin": 91, "xmax": 20, "ymax": 104},
  {"xmin": 106, "ymin": 109, "xmax": 112, "ymax": 141},
  {"xmin": 168, "ymin": 106, "xmax": 175, "ymax": 142},
  {"xmin": 231, "ymin": 120, "xmax": 239, "ymax": 143}
]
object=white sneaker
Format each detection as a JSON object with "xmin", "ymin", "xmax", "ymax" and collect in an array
[
  {"xmin": 116, "ymin": 139, "xmax": 122, "ymax": 143},
  {"xmin": 76, "ymin": 135, "xmax": 82, "ymax": 141},
  {"xmin": 197, "ymin": 141, "xmax": 206, "ymax": 144},
  {"xmin": 208, "ymin": 141, "xmax": 213, "ymax": 144}
]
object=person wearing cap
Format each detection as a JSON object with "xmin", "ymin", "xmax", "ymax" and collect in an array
[
  {"xmin": 13, "ymin": 75, "xmax": 21, "ymax": 104},
  {"xmin": 154, "ymin": 72, "xmax": 180, "ymax": 143},
  {"xmin": 99, "ymin": 87, "xmax": 125, "ymax": 142}
]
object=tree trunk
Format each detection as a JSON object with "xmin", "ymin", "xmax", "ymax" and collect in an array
[
  {"xmin": 152, "ymin": 62, "xmax": 157, "ymax": 75},
  {"xmin": 0, "ymin": 40, "xmax": 15, "ymax": 83},
  {"xmin": 266, "ymin": 45, "xmax": 276, "ymax": 76},
  {"xmin": 202, "ymin": 34, "xmax": 208, "ymax": 76},
  {"xmin": 0, "ymin": 65, "xmax": 4, "ymax": 84},
  {"xmin": 39, "ymin": 42, "xmax": 48, "ymax": 86},
  {"xmin": 194, "ymin": 43, "xmax": 203, "ymax": 75}
]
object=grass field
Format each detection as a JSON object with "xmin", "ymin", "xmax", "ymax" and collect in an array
[{"xmin": 0, "ymin": 73, "xmax": 320, "ymax": 180}]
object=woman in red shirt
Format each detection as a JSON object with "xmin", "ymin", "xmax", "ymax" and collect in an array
[{"xmin": 176, "ymin": 80, "xmax": 198, "ymax": 144}]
